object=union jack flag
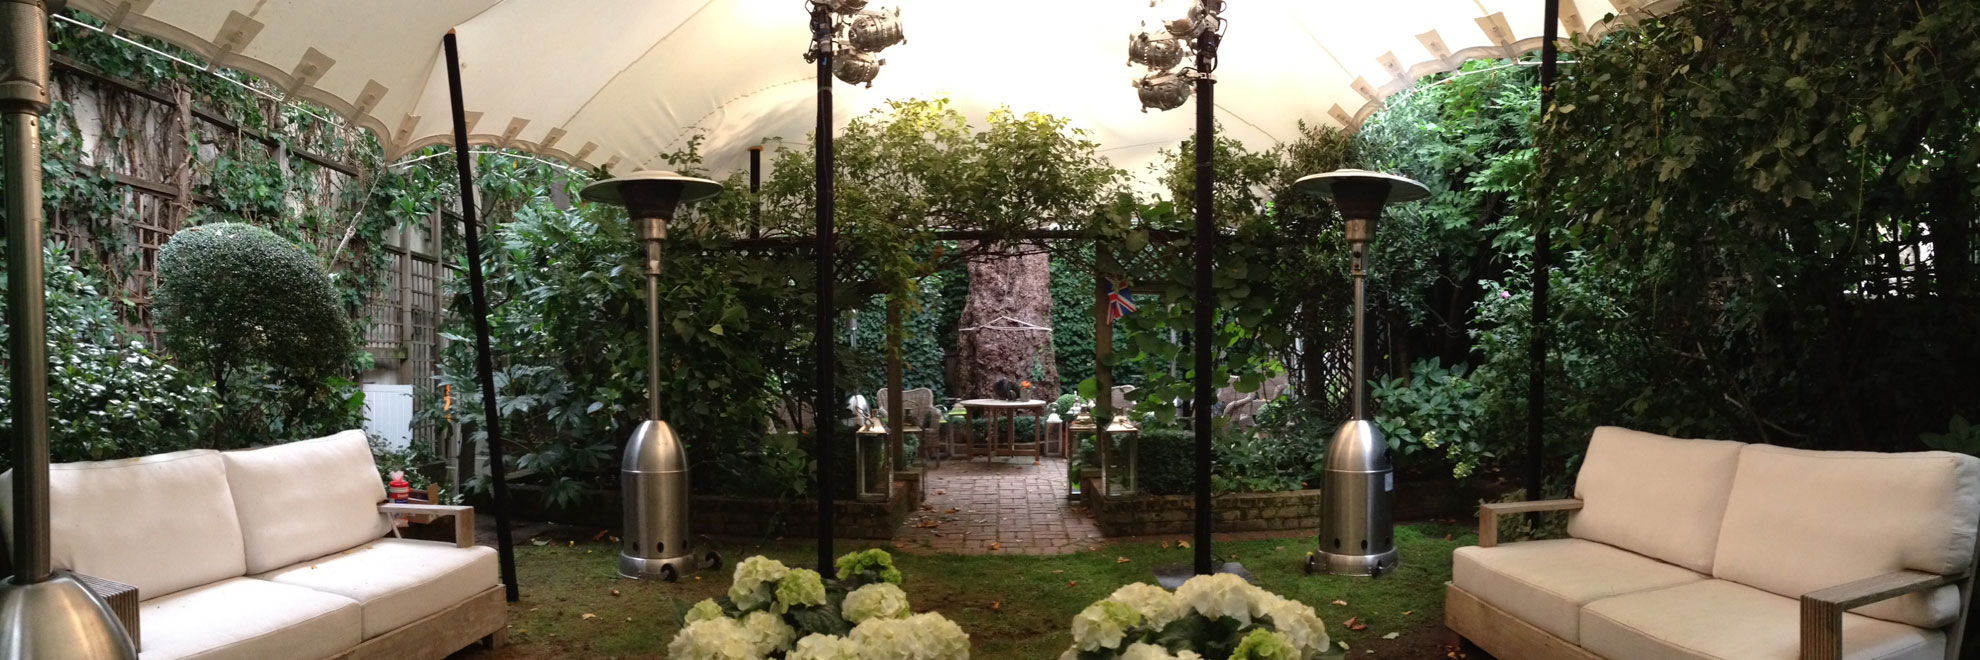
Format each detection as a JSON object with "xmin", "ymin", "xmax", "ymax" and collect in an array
[{"xmin": 1106, "ymin": 278, "xmax": 1136, "ymax": 324}]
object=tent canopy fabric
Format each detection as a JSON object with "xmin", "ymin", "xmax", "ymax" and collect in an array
[{"xmin": 71, "ymin": 0, "xmax": 1678, "ymax": 187}]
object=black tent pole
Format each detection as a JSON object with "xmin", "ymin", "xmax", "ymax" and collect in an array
[
  {"xmin": 443, "ymin": 31, "xmax": 520, "ymax": 602},
  {"xmin": 1526, "ymin": 0, "xmax": 1561, "ymax": 503},
  {"xmin": 810, "ymin": 6, "xmax": 838, "ymax": 575},
  {"xmin": 1191, "ymin": 10, "xmax": 1221, "ymax": 577}
]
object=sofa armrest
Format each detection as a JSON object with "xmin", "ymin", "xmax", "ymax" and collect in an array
[
  {"xmin": 1476, "ymin": 499, "xmax": 1582, "ymax": 548},
  {"xmin": 1799, "ymin": 570, "xmax": 1962, "ymax": 660},
  {"xmin": 380, "ymin": 503, "xmax": 476, "ymax": 548}
]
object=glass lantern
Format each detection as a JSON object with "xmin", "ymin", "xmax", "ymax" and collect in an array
[
  {"xmin": 1098, "ymin": 416, "xmax": 1140, "ymax": 497},
  {"xmin": 1067, "ymin": 408, "xmax": 1097, "ymax": 498},
  {"xmin": 854, "ymin": 415, "xmax": 892, "ymax": 502}
]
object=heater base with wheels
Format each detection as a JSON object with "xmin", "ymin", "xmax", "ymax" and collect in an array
[
  {"xmin": 0, "ymin": 571, "xmax": 138, "ymax": 659},
  {"xmin": 1310, "ymin": 548, "xmax": 1399, "ymax": 577},
  {"xmin": 618, "ymin": 550, "xmax": 722, "ymax": 582}
]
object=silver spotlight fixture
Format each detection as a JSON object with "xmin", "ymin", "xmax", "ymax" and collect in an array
[
  {"xmin": 1135, "ymin": 72, "xmax": 1192, "ymax": 112},
  {"xmin": 833, "ymin": 49, "xmax": 884, "ymax": 87},
  {"xmin": 580, "ymin": 171, "xmax": 725, "ymax": 582},
  {"xmin": 1127, "ymin": 30, "xmax": 1185, "ymax": 70},
  {"xmin": 1290, "ymin": 169, "xmax": 1430, "ymax": 578},
  {"xmin": 847, "ymin": 9, "xmax": 905, "ymax": 52}
]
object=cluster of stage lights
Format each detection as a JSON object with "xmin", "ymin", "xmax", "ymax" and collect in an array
[
  {"xmin": 1128, "ymin": 0, "xmax": 1226, "ymax": 112},
  {"xmin": 805, "ymin": 0, "xmax": 906, "ymax": 87}
]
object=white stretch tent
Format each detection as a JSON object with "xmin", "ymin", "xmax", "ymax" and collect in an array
[{"xmin": 71, "ymin": 0, "xmax": 1678, "ymax": 184}]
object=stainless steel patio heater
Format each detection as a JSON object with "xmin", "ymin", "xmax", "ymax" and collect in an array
[
  {"xmin": 580, "ymin": 171, "xmax": 723, "ymax": 582},
  {"xmin": 1291, "ymin": 169, "xmax": 1428, "ymax": 577},
  {"xmin": 0, "ymin": 1, "xmax": 138, "ymax": 657}
]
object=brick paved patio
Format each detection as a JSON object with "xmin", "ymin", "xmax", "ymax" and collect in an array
[{"xmin": 894, "ymin": 457, "xmax": 1104, "ymax": 555}]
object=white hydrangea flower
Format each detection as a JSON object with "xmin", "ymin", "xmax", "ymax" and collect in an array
[
  {"xmin": 1070, "ymin": 599, "xmax": 1142, "ymax": 651},
  {"xmin": 684, "ymin": 598, "xmax": 727, "ymax": 625},
  {"xmin": 1106, "ymin": 583, "xmax": 1182, "ymax": 630},
  {"xmin": 667, "ymin": 618, "xmax": 757, "ymax": 660},
  {"xmin": 789, "ymin": 634, "xmax": 863, "ymax": 660},
  {"xmin": 1257, "ymin": 596, "xmax": 1329, "ymax": 659},
  {"xmin": 741, "ymin": 610, "xmax": 797, "ymax": 655},
  {"xmin": 728, "ymin": 556, "xmax": 790, "ymax": 611},
  {"xmin": 843, "ymin": 582, "xmax": 912, "ymax": 623},
  {"xmin": 848, "ymin": 612, "xmax": 971, "ymax": 659},
  {"xmin": 1175, "ymin": 573, "xmax": 1257, "ymax": 626}
]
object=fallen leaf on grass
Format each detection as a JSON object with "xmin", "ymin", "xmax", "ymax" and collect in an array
[
  {"xmin": 1402, "ymin": 610, "xmax": 1412, "ymax": 616},
  {"xmin": 531, "ymin": 539, "xmax": 549, "ymax": 546},
  {"xmin": 1382, "ymin": 632, "xmax": 1399, "ymax": 640},
  {"xmin": 1331, "ymin": 600, "xmax": 1348, "ymax": 607},
  {"xmin": 1116, "ymin": 557, "xmax": 1131, "ymax": 563},
  {"xmin": 1345, "ymin": 617, "xmax": 1367, "ymax": 631},
  {"xmin": 1067, "ymin": 581, "xmax": 1078, "ymax": 587},
  {"xmin": 1161, "ymin": 541, "xmax": 1170, "ymax": 549},
  {"xmin": 990, "ymin": 601, "xmax": 1001, "ymax": 612},
  {"xmin": 1177, "ymin": 540, "xmax": 1191, "ymax": 549},
  {"xmin": 610, "ymin": 589, "xmax": 621, "ymax": 597},
  {"xmin": 581, "ymin": 613, "xmax": 597, "ymax": 620},
  {"xmin": 1444, "ymin": 534, "xmax": 1453, "ymax": 541},
  {"xmin": 592, "ymin": 529, "xmax": 610, "ymax": 541}
]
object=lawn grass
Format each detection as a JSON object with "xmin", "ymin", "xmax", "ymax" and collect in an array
[{"xmin": 455, "ymin": 521, "xmax": 1474, "ymax": 659}]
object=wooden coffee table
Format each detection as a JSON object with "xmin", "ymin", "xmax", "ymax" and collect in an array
[{"xmin": 958, "ymin": 398, "xmax": 1048, "ymax": 464}]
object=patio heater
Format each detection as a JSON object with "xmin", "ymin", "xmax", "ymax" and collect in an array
[
  {"xmin": 580, "ymin": 171, "xmax": 724, "ymax": 582},
  {"xmin": 1292, "ymin": 169, "xmax": 1428, "ymax": 578},
  {"xmin": 0, "ymin": 1, "xmax": 138, "ymax": 657}
]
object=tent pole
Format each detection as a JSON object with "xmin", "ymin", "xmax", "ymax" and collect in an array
[
  {"xmin": 443, "ymin": 31, "xmax": 519, "ymax": 602},
  {"xmin": 1191, "ymin": 20, "xmax": 1219, "ymax": 577},
  {"xmin": 810, "ymin": 5, "xmax": 838, "ymax": 575},
  {"xmin": 1526, "ymin": 0, "xmax": 1561, "ymax": 503}
]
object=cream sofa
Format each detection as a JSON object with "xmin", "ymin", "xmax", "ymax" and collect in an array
[
  {"xmin": 1447, "ymin": 427, "xmax": 1979, "ymax": 660},
  {"xmin": 0, "ymin": 430, "xmax": 506, "ymax": 660}
]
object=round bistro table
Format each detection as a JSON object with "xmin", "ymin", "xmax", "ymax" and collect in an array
[{"xmin": 958, "ymin": 398, "xmax": 1048, "ymax": 464}]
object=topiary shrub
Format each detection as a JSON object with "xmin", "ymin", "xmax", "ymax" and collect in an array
[
  {"xmin": 0, "ymin": 243, "xmax": 218, "ymax": 469},
  {"xmin": 154, "ymin": 222, "xmax": 358, "ymax": 447}
]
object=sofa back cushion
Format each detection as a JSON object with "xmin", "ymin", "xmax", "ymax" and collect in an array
[
  {"xmin": 1713, "ymin": 444, "xmax": 1980, "ymax": 628},
  {"xmin": 0, "ymin": 450, "xmax": 247, "ymax": 599},
  {"xmin": 222, "ymin": 430, "xmax": 391, "ymax": 574},
  {"xmin": 1567, "ymin": 427, "xmax": 1746, "ymax": 574}
]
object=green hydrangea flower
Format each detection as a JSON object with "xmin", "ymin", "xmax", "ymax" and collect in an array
[
  {"xmin": 684, "ymin": 598, "xmax": 727, "ymax": 625},
  {"xmin": 833, "ymin": 548, "xmax": 904, "ymax": 586},
  {"xmin": 1231, "ymin": 628, "xmax": 1299, "ymax": 660},
  {"xmin": 774, "ymin": 568, "xmax": 829, "ymax": 614}
]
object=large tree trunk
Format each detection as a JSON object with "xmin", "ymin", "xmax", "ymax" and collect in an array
[{"xmin": 956, "ymin": 244, "xmax": 1059, "ymax": 400}]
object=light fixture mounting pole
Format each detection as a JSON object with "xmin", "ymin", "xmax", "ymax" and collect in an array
[
  {"xmin": 1189, "ymin": 1, "xmax": 1221, "ymax": 578},
  {"xmin": 808, "ymin": 2, "xmax": 838, "ymax": 576}
]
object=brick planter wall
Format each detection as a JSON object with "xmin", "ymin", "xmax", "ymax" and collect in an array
[{"xmin": 1083, "ymin": 478, "xmax": 1322, "ymax": 536}]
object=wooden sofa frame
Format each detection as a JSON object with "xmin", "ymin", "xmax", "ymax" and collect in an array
[
  {"xmin": 1447, "ymin": 499, "xmax": 1977, "ymax": 660},
  {"xmin": 328, "ymin": 501, "xmax": 507, "ymax": 660}
]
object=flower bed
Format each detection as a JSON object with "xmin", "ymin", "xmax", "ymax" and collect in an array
[
  {"xmin": 670, "ymin": 549, "xmax": 970, "ymax": 659},
  {"xmin": 1059, "ymin": 574, "xmax": 1330, "ymax": 659}
]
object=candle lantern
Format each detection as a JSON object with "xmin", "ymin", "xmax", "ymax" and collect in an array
[
  {"xmin": 581, "ymin": 171, "xmax": 723, "ymax": 582},
  {"xmin": 854, "ymin": 413, "xmax": 892, "ymax": 501},
  {"xmin": 1290, "ymin": 169, "xmax": 1428, "ymax": 577}
]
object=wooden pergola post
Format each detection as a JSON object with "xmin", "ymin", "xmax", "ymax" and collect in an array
[
  {"xmin": 886, "ymin": 294, "xmax": 906, "ymax": 471},
  {"xmin": 1093, "ymin": 246, "xmax": 1115, "ymax": 483}
]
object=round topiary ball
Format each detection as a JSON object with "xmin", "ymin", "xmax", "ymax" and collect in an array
[{"xmin": 154, "ymin": 222, "xmax": 355, "ymax": 381}]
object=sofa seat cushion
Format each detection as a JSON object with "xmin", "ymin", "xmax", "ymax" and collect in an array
[
  {"xmin": 138, "ymin": 577, "xmax": 361, "ymax": 660},
  {"xmin": 1712, "ymin": 445, "xmax": 1979, "ymax": 628},
  {"xmin": 1580, "ymin": 579, "xmax": 1945, "ymax": 660},
  {"xmin": 2, "ymin": 450, "xmax": 247, "ymax": 599},
  {"xmin": 1568, "ymin": 427, "xmax": 1747, "ymax": 574},
  {"xmin": 254, "ymin": 537, "xmax": 499, "ymax": 639},
  {"xmin": 1452, "ymin": 538, "xmax": 1704, "ymax": 643}
]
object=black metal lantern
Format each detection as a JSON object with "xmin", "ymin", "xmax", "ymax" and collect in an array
[
  {"xmin": 580, "ymin": 171, "xmax": 722, "ymax": 582},
  {"xmin": 1291, "ymin": 168, "xmax": 1428, "ymax": 577}
]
